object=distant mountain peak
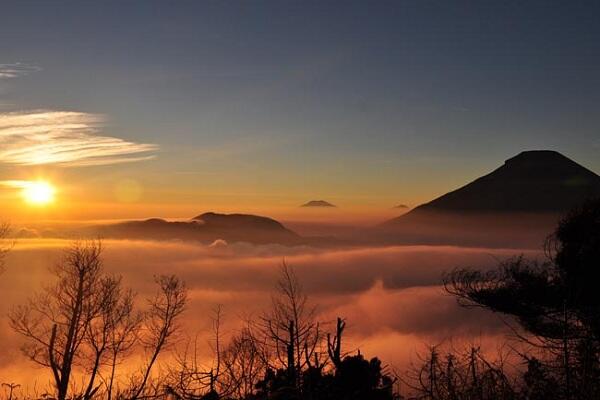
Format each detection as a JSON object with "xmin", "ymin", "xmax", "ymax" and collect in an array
[
  {"xmin": 504, "ymin": 150, "xmax": 573, "ymax": 166},
  {"xmin": 377, "ymin": 150, "xmax": 600, "ymax": 247},
  {"xmin": 387, "ymin": 150, "xmax": 600, "ymax": 218},
  {"xmin": 301, "ymin": 200, "xmax": 336, "ymax": 208}
]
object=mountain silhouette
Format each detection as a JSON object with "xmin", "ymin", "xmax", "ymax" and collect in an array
[
  {"xmin": 377, "ymin": 151, "xmax": 600, "ymax": 248},
  {"xmin": 192, "ymin": 212, "xmax": 291, "ymax": 230},
  {"xmin": 87, "ymin": 212, "xmax": 302, "ymax": 245},
  {"xmin": 301, "ymin": 200, "xmax": 336, "ymax": 207},
  {"xmin": 406, "ymin": 150, "xmax": 600, "ymax": 214}
]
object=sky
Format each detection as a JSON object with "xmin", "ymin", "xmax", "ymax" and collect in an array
[{"xmin": 0, "ymin": 0, "xmax": 599, "ymax": 222}]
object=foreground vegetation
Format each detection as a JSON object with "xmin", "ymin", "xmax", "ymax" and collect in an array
[{"xmin": 1, "ymin": 198, "xmax": 599, "ymax": 400}]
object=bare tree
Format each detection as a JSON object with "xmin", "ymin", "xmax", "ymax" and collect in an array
[
  {"xmin": 403, "ymin": 345, "xmax": 516, "ymax": 400},
  {"xmin": 166, "ymin": 304, "xmax": 271, "ymax": 400},
  {"xmin": 166, "ymin": 263, "xmax": 323, "ymax": 399},
  {"xmin": 208, "ymin": 304, "xmax": 223, "ymax": 394},
  {"xmin": 327, "ymin": 317, "xmax": 346, "ymax": 372},
  {"xmin": 10, "ymin": 240, "xmax": 106, "ymax": 400},
  {"xmin": 129, "ymin": 275, "xmax": 187, "ymax": 400},
  {"xmin": 83, "ymin": 277, "xmax": 142, "ymax": 400},
  {"xmin": 105, "ymin": 287, "xmax": 143, "ymax": 400},
  {"xmin": 82, "ymin": 275, "xmax": 123, "ymax": 399},
  {"xmin": 252, "ymin": 261, "xmax": 323, "ymax": 389},
  {"xmin": 1, "ymin": 383, "xmax": 20, "ymax": 400},
  {"xmin": 8, "ymin": 240, "xmax": 148, "ymax": 400},
  {"xmin": 166, "ymin": 305, "xmax": 230, "ymax": 399},
  {"xmin": 219, "ymin": 327, "xmax": 268, "ymax": 399}
]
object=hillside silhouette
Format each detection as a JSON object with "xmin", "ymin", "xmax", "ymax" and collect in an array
[
  {"xmin": 61, "ymin": 151, "xmax": 600, "ymax": 249},
  {"xmin": 402, "ymin": 150, "xmax": 600, "ymax": 213},
  {"xmin": 89, "ymin": 212, "xmax": 302, "ymax": 245},
  {"xmin": 376, "ymin": 151, "xmax": 600, "ymax": 248}
]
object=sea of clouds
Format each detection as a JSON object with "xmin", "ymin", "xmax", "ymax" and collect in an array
[{"xmin": 0, "ymin": 238, "xmax": 541, "ymax": 387}]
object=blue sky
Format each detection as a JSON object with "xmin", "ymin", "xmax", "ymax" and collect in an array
[{"xmin": 0, "ymin": 1, "xmax": 599, "ymax": 219}]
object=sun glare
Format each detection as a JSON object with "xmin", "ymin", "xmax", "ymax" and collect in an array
[{"xmin": 22, "ymin": 181, "xmax": 55, "ymax": 205}]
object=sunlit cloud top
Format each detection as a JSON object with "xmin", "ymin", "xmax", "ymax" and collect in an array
[
  {"xmin": 0, "ymin": 63, "xmax": 41, "ymax": 79},
  {"xmin": 0, "ymin": 110, "xmax": 158, "ymax": 166}
]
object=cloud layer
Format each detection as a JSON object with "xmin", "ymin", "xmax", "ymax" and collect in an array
[
  {"xmin": 0, "ymin": 238, "xmax": 541, "ymax": 386},
  {"xmin": 0, "ymin": 110, "xmax": 157, "ymax": 166}
]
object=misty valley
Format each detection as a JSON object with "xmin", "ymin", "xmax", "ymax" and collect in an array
[{"xmin": 0, "ymin": 151, "xmax": 599, "ymax": 399}]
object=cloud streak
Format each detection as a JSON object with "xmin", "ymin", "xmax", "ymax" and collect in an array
[
  {"xmin": 0, "ymin": 110, "xmax": 158, "ymax": 166},
  {"xmin": 0, "ymin": 63, "xmax": 41, "ymax": 79}
]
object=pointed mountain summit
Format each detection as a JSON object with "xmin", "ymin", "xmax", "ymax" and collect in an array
[
  {"xmin": 378, "ymin": 151, "xmax": 600, "ymax": 248},
  {"xmin": 402, "ymin": 150, "xmax": 600, "ymax": 215}
]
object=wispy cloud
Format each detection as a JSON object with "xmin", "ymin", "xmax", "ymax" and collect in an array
[
  {"xmin": 0, "ymin": 180, "xmax": 37, "ymax": 189},
  {"xmin": 0, "ymin": 110, "xmax": 158, "ymax": 166},
  {"xmin": 0, "ymin": 63, "xmax": 41, "ymax": 79}
]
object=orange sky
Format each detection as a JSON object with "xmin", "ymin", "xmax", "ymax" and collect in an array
[{"xmin": 0, "ymin": 150, "xmax": 489, "ymax": 225}]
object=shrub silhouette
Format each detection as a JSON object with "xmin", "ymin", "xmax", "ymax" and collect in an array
[
  {"xmin": 445, "ymin": 198, "xmax": 600, "ymax": 400},
  {"xmin": 252, "ymin": 353, "xmax": 395, "ymax": 400}
]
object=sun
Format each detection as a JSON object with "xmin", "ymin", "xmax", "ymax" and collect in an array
[{"xmin": 22, "ymin": 181, "xmax": 55, "ymax": 205}]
